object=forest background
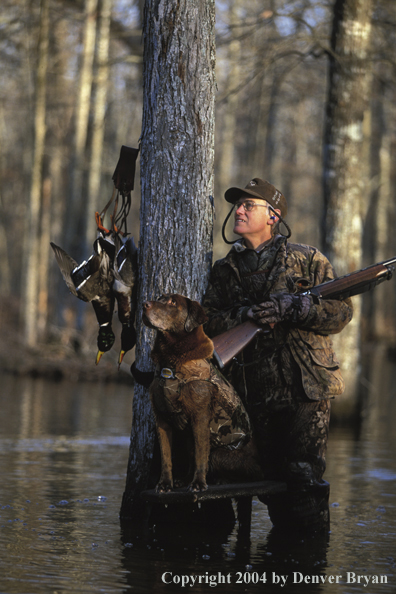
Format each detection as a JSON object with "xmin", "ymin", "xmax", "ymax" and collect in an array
[{"xmin": 0, "ymin": 0, "xmax": 395, "ymax": 418}]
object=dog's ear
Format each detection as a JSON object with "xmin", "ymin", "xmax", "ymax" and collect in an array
[{"xmin": 184, "ymin": 299, "xmax": 208, "ymax": 332}]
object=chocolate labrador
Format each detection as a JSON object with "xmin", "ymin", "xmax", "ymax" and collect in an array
[{"xmin": 143, "ymin": 294, "xmax": 263, "ymax": 493}]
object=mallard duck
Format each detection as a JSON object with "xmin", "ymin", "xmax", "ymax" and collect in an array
[
  {"xmin": 113, "ymin": 235, "xmax": 138, "ymax": 367},
  {"xmin": 50, "ymin": 236, "xmax": 115, "ymax": 364}
]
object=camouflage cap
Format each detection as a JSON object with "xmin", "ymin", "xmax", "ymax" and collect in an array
[{"xmin": 224, "ymin": 178, "xmax": 288, "ymax": 216}]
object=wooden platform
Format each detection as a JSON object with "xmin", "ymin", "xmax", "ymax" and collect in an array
[
  {"xmin": 139, "ymin": 480, "xmax": 330, "ymax": 534},
  {"xmin": 141, "ymin": 480, "xmax": 287, "ymax": 504}
]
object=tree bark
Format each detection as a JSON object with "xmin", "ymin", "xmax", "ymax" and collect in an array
[
  {"xmin": 23, "ymin": 0, "xmax": 50, "ymax": 347},
  {"xmin": 322, "ymin": 0, "xmax": 374, "ymax": 419},
  {"xmin": 121, "ymin": 0, "xmax": 216, "ymax": 521}
]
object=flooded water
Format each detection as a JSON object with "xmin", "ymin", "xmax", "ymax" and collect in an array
[{"xmin": 0, "ymin": 347, "xmax": 395, "ymax": 594}]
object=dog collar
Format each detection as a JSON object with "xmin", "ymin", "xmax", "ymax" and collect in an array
[{"xmin": 160, "ymin": 367, "xmax": 176, "ymax": 380}]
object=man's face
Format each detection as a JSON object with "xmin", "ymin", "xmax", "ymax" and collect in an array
[{"xmin": 233, "ymin": 197, "xmax": 272, "ymax": 239}]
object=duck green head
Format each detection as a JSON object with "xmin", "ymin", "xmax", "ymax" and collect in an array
[{"xmin": 96, "ymin": 325, "xmax": 115, "ymax": 365}]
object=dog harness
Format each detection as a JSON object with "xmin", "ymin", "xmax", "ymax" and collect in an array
[{"xmin": 153, "ymin": 358, "xmax": 252, "ymax": 450}]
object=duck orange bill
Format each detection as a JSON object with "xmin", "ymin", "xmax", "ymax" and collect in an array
[
  {"xmin": 96, "ymin": 350, "xmax": 104, "ymax": 365},
  {"xmin": 118, "ymin": 350, "xmax": 126, "ymax": 369}
]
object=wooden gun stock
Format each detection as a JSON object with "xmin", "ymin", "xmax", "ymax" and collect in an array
[
  {"xmin": 212, "ymin": 320, "xmax": 267, "ymax": 369},
  {"xmin": 212, "ymin": 256, "xmax": 396, "ymax": 370}
]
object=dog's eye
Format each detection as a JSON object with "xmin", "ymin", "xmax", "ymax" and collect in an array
[{"xmin": 171, "ymin": 298, "xmax": 177, "ymax": 306}]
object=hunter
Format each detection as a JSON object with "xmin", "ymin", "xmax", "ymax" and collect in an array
[{"xmin": 202, "ymin": 178, "xmax": 353, "ymax": 506}]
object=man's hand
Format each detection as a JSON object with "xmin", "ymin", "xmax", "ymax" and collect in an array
[{"xmin": 248, "ymin": 293, "xmax": 311, "ymax": 326}]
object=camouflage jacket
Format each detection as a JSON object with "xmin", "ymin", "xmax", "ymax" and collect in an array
[{"xmin": 202, "ymin": 236, "xmax": 353, "ymax": 401}]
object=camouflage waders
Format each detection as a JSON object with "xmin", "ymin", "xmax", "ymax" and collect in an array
[{"xmin": 203, "ymin": 235, "xmax": 353, "ymax": 487}]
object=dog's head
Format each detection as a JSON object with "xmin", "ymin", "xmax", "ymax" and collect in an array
[{"xmin": 143, "ymin": 294, "xmax": 208, "ymax": 334}]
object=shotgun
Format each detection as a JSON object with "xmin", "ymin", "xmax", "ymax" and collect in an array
[{"xmin": 212, "ymin": 256, "xmax": 396, "ymax": 369}]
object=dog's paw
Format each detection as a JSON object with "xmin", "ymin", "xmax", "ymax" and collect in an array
[
  {"xmin": 173, "ymin": 478, "xmax": 186, "ymax": 489},
  {"xmin": 155, "ymin": 481, "xmax": 173, "ymax": 493},
  {"xmin": 188, "ymin": 480, "xmax": 208, "ymax": 493}
]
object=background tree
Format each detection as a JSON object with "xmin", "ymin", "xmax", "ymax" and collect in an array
[
  {"xmin": 213, "ymin": 0, "xmax": 241, "ymax": 258},
  {"xmin": 120, "ymin": 0, "xmax": 216, "ymax": 518},
  {"xmin": 322, "ymin": 0, "xmax": 374, "ymax": 418},
  {"xmin": 362, "ymin": 0, "xmax": 396, "ymax": 344},
  {"xmin": 85, "ymin": 0, "xmax": 113, "ymax": 253},
  {"xmin": 68, "ymin": 0, "xmax": 98, "ymax": 259},
  {"xmin": 23, "ymin": 0, "xmax": 50, "ymax": 347}
]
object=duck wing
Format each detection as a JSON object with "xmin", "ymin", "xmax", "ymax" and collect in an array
[
  {"xmin": 113, "ymin": 235, "xmax": 138, "ymax": 323},
  {"xmin": 71, "ymin": 255, "xmax": 103, "ymax": 301},
  {"xmin": 51, "ymin": 242, "xmax": 105, "ymax": 303},
  {"xmin": 113, "ymin": 235, "xmax": 137, "ymax": 286},
  {"xmin": 50, "ymin": 242, "xmax": 81, "ymax": 299},
  {"xmin": 51, "ymin": 240, "xmax": 116, "ymax": 364},
  {"xmin": 91, "ymin": 236, "xmax": 117, "ymax": 363},
  {"xmin": 113, "ymin": 235, "xmax": 138, "ymax": 366}
]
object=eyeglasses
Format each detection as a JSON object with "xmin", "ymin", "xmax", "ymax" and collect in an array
[{"xmin": 235, "ymin": 200, "xmax": 271, "ymax": 213}]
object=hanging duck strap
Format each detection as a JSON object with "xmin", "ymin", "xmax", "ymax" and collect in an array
[
  {"xmin": 95, "ymin": 145, "xmax": 140, "ymax": 236},
  {"xmin": 96, "ymin": 187, "xmax": 115, "ymax": 235},
  {"xmin": 112, "ymin": 145, "xmax": 140, "ymax": 235},
  {"xmin": 222, "ymin": 204, "xmax": 292, "ymax": 245},
  {"xmin": 112, "ymin": 145, "xmax": 140, "ymax": 194},
  {"xmin": 112, "ymin": 190, "xmax": 132, "ymax": 236}
]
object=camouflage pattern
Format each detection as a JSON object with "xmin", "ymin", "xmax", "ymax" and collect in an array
[
  {"xmin": 249, "ymin": 389, "xmax": 331, "ymax": 483},
  {"xmin": 202, "ymin": 235, "xmax": 353, "ymax": 482},
  {"xmin": 152, "ymin": 358, "xmax": 252, "ymax": 450}
]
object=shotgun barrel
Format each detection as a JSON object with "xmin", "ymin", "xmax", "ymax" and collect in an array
[
  {"xmin": 212, "ymin": 256, "xmax": 396, "ymax": 369},
  {"xmin": 304, "ymin": 258, "xmax": 395, "ymax": 301}
]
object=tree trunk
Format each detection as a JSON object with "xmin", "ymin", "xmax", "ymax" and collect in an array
[
  {"xmin": 37, "ymin": 177, "xmax": 51, "ymax": 337},
  {"xmin": 121, "ymin": 0, "xmax": 216, "ymax": 521},
  {"xmin": 213, "ymin": 0, "xmax": 241, "ymax": 260},
  {"xmin": 374, "ymin": 137, "xmax": 395, "ymax": 341},
  {"xmin": 390, "ymin": 138, "xmax": 396, "ymax": 333},
  {"xmin": 69, "ymin": 0, "xmax": 98, "ymax": 258},
  {"xmin": 0, "ymin": 143, "xmax": 11, "ymax": 294},
  {"xmin": 85, "ymin": 0, "xmax": 113, "ymax": 252},
  {"xmin": 362, "ymin": 72, "xmax": 386, "ymax": 341},
  {"xmin": 23, "ymin": 0, "xmax": 49, "ymax": 347},
  {"xmin": 322, "ymin": 0, "xmax": 374, "ymax": 419}
]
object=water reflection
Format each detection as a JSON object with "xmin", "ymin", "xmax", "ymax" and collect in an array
[{"xmin": 0, "ymin": 350, "xmax": 395, "ymax": 593}]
